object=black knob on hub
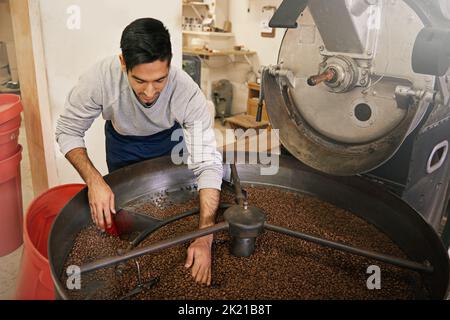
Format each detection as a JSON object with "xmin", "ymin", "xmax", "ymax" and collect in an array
[{"xmin": 224, "ymin": 205, "xmax": 266, "ymax": 257}]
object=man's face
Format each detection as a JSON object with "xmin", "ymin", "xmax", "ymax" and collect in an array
[{"xmin": 120, "ymin": 55, "xmax": 170, "ymax": 106}]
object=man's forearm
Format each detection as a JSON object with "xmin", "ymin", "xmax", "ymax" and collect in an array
[
  {"xmin": 65, "ymin": 148, "xmax": 103, "ymax": 186},
  {"xmin": 198, "ymin": 188, "xmax": 220, "ymax": 229}
]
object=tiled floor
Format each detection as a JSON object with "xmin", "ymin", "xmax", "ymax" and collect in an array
[{"xmin": 0, "ymin": 116, "xmax": 34, "ymax": 300}]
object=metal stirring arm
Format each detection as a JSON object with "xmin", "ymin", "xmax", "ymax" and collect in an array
[
  {"xmin": 225, "ymin": 164, "xmax": 435, "ymax": 273},
  {"xmin": 127, "ymin": 202, "xmax": 233, "ymax": 250},
  {"xmin": 230, "ymin": 163, "xmax": 247, "ymax": 207},
  {"xmin": 80, "ymin": 165, "xmax": 435, "ymax": 279},
  {"xmin": 118, "ymin": 261, "xmax": 160, "ymax": 300},
  {"xmin": 264, "ymin": 224, "xmax": 434, "ymax": 274},
  {"xmin": 80, "ymin": 222, "xmax": 229, "ymax": 275}
]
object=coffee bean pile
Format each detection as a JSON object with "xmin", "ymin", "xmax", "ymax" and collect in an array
[
  {"xmin": 124, "ymin": 188, "xmax": 200, "ymax": 221},
  {"xmin": 63, "ymin": 186, "xmax": 427, "ymax": 300},
  {"xmin": 127, "ymin": 196, "xmax": 200, "ymax": 221}
]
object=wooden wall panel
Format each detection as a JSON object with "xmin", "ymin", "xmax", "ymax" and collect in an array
[{"xmin": 9, "ymin": 0, "xmax": 50, "ymax": 194}]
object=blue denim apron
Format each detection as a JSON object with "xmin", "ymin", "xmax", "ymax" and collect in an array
[{"xmin": 105, "ymin": 120, "xmax": 183, "ymax": 172}]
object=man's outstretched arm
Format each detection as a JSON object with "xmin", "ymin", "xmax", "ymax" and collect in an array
[
  {"xmin": 66, "ymin": 147, "xmax": 116, "ymax": 230},
  {"xmin": 185, "ymin": 188, "xmax": 220, "ymax": 286}
]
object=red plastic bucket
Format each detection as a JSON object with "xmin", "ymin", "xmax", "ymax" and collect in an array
[
  {"xmin": 15, "ymin": 184, "xmax": 85, "ymax": 300},
  {"xmin": 0, "ymin": 146, "xmax": 23, "ymax": 257},
  {"xmin": 0, "ymin": 127, "xmax": 20, "ymax": 160},
  {"xmin": 0, "ymin": 94, "xmax": 23, "ymax": 161}
]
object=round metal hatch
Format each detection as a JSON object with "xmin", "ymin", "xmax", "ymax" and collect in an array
[{"xmin": 263, "ymin": 1, "xmax": 449, "ymax": 175}]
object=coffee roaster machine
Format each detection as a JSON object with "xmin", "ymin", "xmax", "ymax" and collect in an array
[
  {"xmin": 48, "ymin": 0, "xmax": 450, "ymax": 299},
  {"xmin": 265, "ymin": 0, "xmax": 450, "ymax": 234}
]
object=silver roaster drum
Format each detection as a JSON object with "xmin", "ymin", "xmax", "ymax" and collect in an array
[{"xmin": 263, "ymin": 1, "xmax": 450, "ymax": 176}]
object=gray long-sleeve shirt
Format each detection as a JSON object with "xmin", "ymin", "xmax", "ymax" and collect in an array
[{"xmin": 56, "ymin": 55, "xmax": 223, "ymax": 190}]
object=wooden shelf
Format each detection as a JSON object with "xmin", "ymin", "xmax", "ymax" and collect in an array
[
  {"xmin": 183, "ymin": 31, "xmax": 234, "ymax": 37},
  {"xmin": 183, "ymin": 47, "xmax": 256, "ymax": 57},
  {"xmin": 183, "ymin": 1, "xmax": 211, "ymax": 19},
  {"xmin": 183, "ymin": 1, "xmax": 209, "ymax": 6},
  {"xmin": 225, "ymin": 114, "xmax": 269, "ymax": 130}
]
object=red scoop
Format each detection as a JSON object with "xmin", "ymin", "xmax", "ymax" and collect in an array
[{"xmin": 105, "ymin": 218, "xmax": 119, "ymax": 237}]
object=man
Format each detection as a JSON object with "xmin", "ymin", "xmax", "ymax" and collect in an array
[{"xmin": 56, "ymin": 18, "xmax": 223, "ymax": 286}]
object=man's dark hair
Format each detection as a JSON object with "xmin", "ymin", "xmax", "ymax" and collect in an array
[{"xmin": 120, "ymin": 18, "xmax": 173, "ymax": 72}]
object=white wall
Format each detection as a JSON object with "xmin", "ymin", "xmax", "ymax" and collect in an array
[
  {"xmin": 36, "ymin": 0, "xmax": 182, "ymax": 185},
  {"xmin": 229, "ymin": 0, "xmax": 284, "ymax": 67}
]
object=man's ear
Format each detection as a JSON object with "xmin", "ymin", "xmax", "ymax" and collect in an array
[{"xmin": 119, "ymin": 54, "xmax": 127, "ymax": 72}]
